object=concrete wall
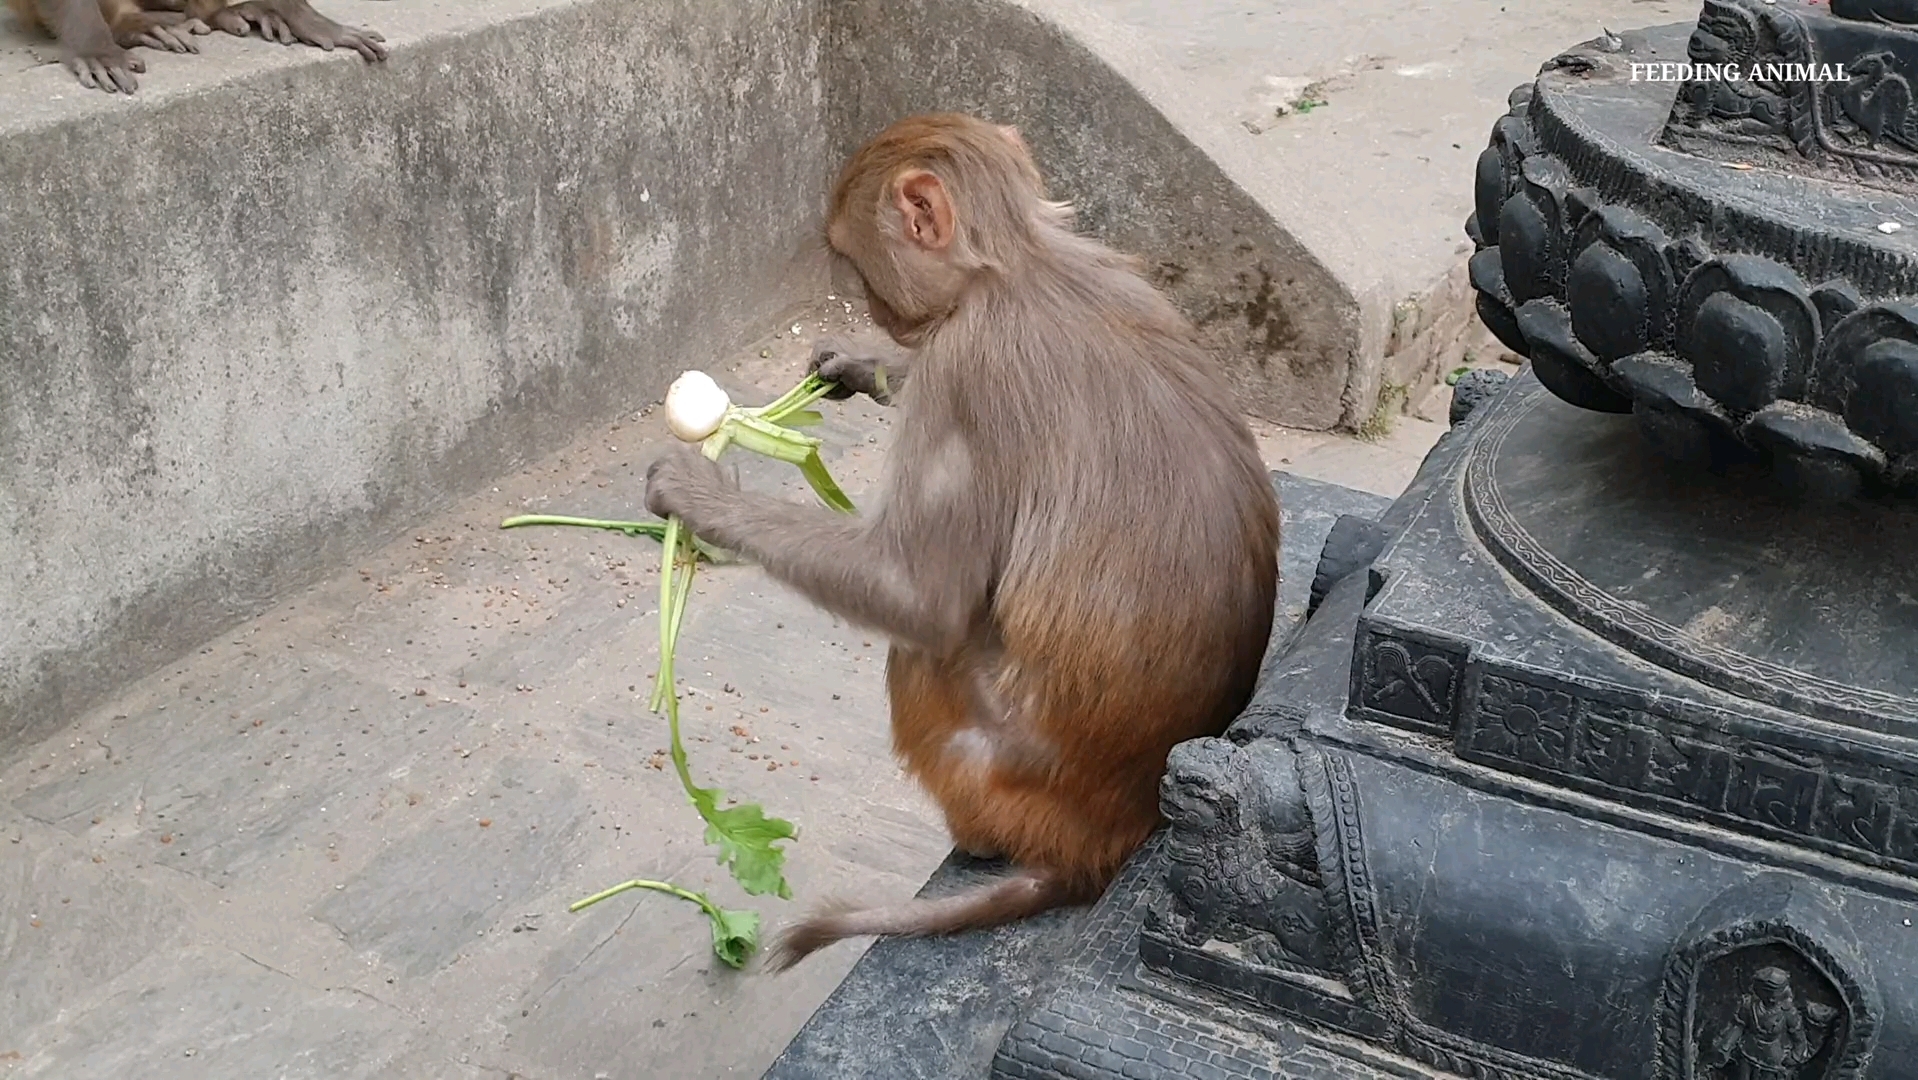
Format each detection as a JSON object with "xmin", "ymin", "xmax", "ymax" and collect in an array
[
  {"xmin": 825, "ymin": 0, "xmax": 1363, "ymax": 432},
  {"xmin": 0, "ymin": 0, "xmax": 1371, "ymax": 749},
  {"xmin": 0, "ymin": 0, "xmax": 833, "ymax": 747}
]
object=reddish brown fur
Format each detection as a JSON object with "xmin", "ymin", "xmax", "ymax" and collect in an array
[{"xmin": 644, "ymin": 113, "xmax": 1280, "ymax": 970}]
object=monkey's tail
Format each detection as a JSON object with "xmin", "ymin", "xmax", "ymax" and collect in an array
[{"xmin": 762, "ymin": 869, "xmax": 1082, "ymax": 973}]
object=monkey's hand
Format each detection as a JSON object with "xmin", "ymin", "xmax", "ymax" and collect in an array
[
  {"xmin": 809, "ymin": 336, "xmax": 904, "ymax": 405},
  {"xmin": 61, "ymin": 32, "xmax": 145, "ymax": 93},
  {"xmin": 225, "ymin": 0, "xmax": 387, "ymax": 60},
  {"xmin": 115, "ymin": 10, "xmax": 206, "ymax": 52},
  {"xmin": 644, "ymin": 447, "xmax": 737, "ymax": 528}
]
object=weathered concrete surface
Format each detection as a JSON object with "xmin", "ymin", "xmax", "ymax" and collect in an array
[
  {"xmin": 0, "ymin": 310, "xmax": 950, "ymax": 1079},
  {"xmin": 0, "ymin": 0, "xmax": 834, "ymax": 747},
  {"xmin": 828, "ymin": 0, "xmax": 1662, "ymax": 432},
  {"xmin": 0, "ymin": 294, "xmax": 1444, "ymax": 1079}
]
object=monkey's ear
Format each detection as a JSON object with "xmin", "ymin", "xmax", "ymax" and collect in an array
[
  {"xmin": 893, "ymin": 170, "xmax": 955, "ymax": 252},
  {"xmin": 997, "ymin": 124, "xmax": 1026, "ymax": 150}
]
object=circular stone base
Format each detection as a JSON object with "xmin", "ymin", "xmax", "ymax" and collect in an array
[{"xmin": 1463, "ymin": 380, "xmax": 1918, "ymax": 734}]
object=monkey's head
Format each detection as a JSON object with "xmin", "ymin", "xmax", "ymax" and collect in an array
[{"xmin": 824, "ymin": 113, "xmax": 1065, "ymax": 345}]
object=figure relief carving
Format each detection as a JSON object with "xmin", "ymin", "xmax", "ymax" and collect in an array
[
  {"xmin": 1701, "ymin": 966, "xmax": 1840, "ymax": 1080},
  {"xmin": 1662, "ymin": 923, "xmax": 1871, "ymax": 1080},
  {"xmin": 1673, "ymin": 0, "xmax": 1800, "ymax": 141},
  {"xmin": 1153, "ymin": 737, "xmax": 1336, "ymax": 975},
  {"xmin": 1660, "ymin": 0, "xmax": 1918, "ymax": 186},
  {"xmin": 1831, "ymin": 52, "xmax": 1918, "ymax": 151}
]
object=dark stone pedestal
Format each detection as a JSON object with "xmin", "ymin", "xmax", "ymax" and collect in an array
[{"xmin": 993, "ymin": 369, "xmax": 1918, "ymax": 1080}]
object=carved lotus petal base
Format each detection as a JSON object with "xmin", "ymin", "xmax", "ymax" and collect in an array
[{"xmin": 1464, "ymin": 0, "xmax": 1918, "ymax": 501}]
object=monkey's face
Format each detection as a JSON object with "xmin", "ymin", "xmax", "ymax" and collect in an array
[
  {"xmin": 823, "ymin": 114, "xmax": 1057, "ymax": 345},
  {"xmin": 824, "ymin": 231, "xmax": 912, "ymax": 344}
]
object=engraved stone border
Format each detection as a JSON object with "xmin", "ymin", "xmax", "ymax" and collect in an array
[
  {"xmin": 1348, "ymin": 622, "xmax": 1468, "ymax": 737},
  {"xmin": 1451, "ymin": 655, "xmax": 1918, "ymax": 882}
]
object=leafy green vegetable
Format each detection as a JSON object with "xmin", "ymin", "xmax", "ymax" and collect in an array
[
  {"xmin": 568, "ymin": 878, "xmax": 761, "ymax": 969},
  {"xmin": 510, "ymin": 372, "xmax": 857, "ymax": 964},
  {"xmin": 1444, "ymin": 365, "xmax": 1473, "ymax": 386},
  {"xmin": 643, "ymin": 372, "xmax": 853, "ymax": 898}
]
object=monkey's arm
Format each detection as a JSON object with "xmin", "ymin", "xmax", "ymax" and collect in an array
[
  {"xmin": 809, "ymin": 336, "xmax": 913, "ymax": 406},
  {"xmin": 645, "ymin": 451, "xmax": 984, "ymax": 652}
]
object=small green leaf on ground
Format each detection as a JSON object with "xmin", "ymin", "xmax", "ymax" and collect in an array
[
  {"xmin": 708, "ymin": 905, "xmax": 762, "ymax": 968},
  {"xmin": 568, "ymin": 879, "xmax": 762, "ymax": 969}
]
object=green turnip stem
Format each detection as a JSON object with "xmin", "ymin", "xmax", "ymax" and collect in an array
[
  {"xmin": 568, "ymin": 877, "xmax": 711, "ymax": 914},
  {"xmin": 756, "ymin": 373, "xmax": 836, "ymax": 422},
  {"xmin": 499, "ymin": 514, "xmax": 729, "ymax": 562},
  {"xmin": 649, "ymin": 426, "xmax": 731, "ymax": 751},
  {"xmin": 500, "ymin": 513, "xmax": 669, "ymax": 536}
]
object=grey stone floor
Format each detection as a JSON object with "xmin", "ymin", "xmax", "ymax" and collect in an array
[{"xmin": 0, "ymin": 294, "xmax": 1451, "ymax": 1079}]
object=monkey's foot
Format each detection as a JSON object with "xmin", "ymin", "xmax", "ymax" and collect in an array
[{"xmin": 224, "ymin": 0, "xmax": 388, "ymax": 61}]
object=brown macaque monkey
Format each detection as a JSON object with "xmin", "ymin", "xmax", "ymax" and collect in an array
[
  {"xmin": 7, "ymin": 0, "xmax": 200, "ymax": 93},
  {"xmin": 644, "ymin": 113, "xmax": 1280, "ymax": 970}
]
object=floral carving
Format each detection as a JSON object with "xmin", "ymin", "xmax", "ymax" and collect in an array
[
  {"xmin": 1465, "ymin": 675, "xmax": 1577, "ymax": 769},
  {"xmin": 1813, "ymin": 303, "xmax": 1918, "ymax": 476},
  {"xmin": 1498, "ymin": 157, "xmax": 1577, "ymax": 307}
]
